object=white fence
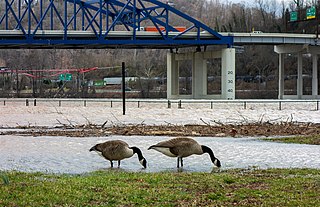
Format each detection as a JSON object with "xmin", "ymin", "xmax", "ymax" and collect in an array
[{"xmin": 0, "ymin": 98, "xmax": 320, "ymax": 111}]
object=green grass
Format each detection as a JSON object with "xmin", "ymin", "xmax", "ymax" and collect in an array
[
  {"xmin": 0, "ymin": 173, "xmax": 9, "ymax": 185},
  {"xmin": 265, "ymin": 134, "xmax": 320, "ymax": 145},
  {"xmin": 1, "ymin": 169, "xmax": 319, "ymax": 206}
]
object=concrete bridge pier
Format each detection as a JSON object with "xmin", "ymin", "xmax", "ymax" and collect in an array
[
  {"xmin": 167, "ymin": 48, "xmax": 235, "ymax": 99},
  {"xmin": 275, "ymin": 45, "xmax": 319, "ymax": 99}
]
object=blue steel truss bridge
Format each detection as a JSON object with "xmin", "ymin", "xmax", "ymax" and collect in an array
[{"xmin": 0, "ymin": 0, "xmax": 233, "ymax": 49}]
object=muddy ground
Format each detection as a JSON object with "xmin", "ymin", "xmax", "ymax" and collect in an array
[{"xmin": 1, "ymin": 122, "xmax": 320, "ymax": 138}]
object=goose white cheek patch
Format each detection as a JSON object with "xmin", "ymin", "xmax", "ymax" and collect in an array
[{"xmin": 94, "ymin": 151, "xmax": 103, "ymax": 158}]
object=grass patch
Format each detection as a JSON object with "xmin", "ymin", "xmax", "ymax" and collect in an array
[
  {"xmin": 0, "ymin": 169, "xmax": 319, "ymax": 206},
  {"xmin": 265, "ymin": 135, "xmax": 320, "ymax": 145},
  {"xmin": 0, "ymin": 173, "xmax": 9, "ymax": 185}
]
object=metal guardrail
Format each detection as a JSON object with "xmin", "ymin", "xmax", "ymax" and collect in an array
[
  {"xmin": 1, "ymin": 98, "xmax": 319, "ymax": 111},
  {"xmin": 0, "ymin": 30, "xmax": 315, "ymax": 47}
]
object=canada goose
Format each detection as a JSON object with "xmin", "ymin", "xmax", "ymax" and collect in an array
[
  {"xmin": 89, "ymin": 140, "xmax": 147, "ymax": 168},
  {"xmin": 148, "ymin": 137, "xmax": 221, "ymax": 168}
]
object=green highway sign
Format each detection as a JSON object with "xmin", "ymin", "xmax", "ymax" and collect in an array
[
  {"xmin": 66, "ymin": 73, "xmax": 72, "ymax": 81},
  {"xmin": 59, "ymin": 74, "xmax": 64, "ymax": 81},
  {"xmin": 94, "ymin": 80, "xmax": 105, "ymax": 86},
  {"xmin": 59, "ymin": 73, "xmax": 72, "ymax": 81},
  {"xmin": 290, "ymin": 11, "xmax": 298, "ymax": 21},
  {"xmin": 306, "ymin": 6, "xmax": 316, "ymax": 20}
]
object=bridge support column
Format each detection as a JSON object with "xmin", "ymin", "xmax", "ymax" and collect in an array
[
  {"xmin": 167, "ymin": 53, "xmax": 179, "ymax": 99},
  {"xmin": 312, "ymin": 54, "xmax": 318, "ymax": 98},
  {"xmin": 278, "ymin": 53, "xmax": 285, "ymax": 99},
  {"xmin": 166, "ymin": 48, "xmax": 235, "ymax": 99},
  {"xmin": 275, "ymin": 45, "xmax": 320, "ymax": 99},
  {"xmin": 221, "ymin": 48, "xmax": 236, "ymax": 99},
  {"xmin": 297, "ymin": 53, "xmax": 303, "ymax": 98},
  {"xmin": 193, "ymin": 52, "xmax": 207, "ymax": 98}
]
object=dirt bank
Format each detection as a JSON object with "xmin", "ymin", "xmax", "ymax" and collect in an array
[{"xmin": 1, "ymin": 122, "xmax": 320, "ymax": 138}]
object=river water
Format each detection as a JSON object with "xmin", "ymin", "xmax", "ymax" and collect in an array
[{"xmin": 0, "ymin": 135, "xmax": 319, "ymax": 174}]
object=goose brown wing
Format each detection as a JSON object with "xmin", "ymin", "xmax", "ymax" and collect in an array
[
  {"xmin": 155, "ymin": 137, "xmax": 199, "ymax": 157},
  {"xmin": 100, "ymin": 140, "xmax": 129, "ymax": 160},
  {"xmin": 154, "ymin": 137, "xmax": 197, "ymax": 147}
]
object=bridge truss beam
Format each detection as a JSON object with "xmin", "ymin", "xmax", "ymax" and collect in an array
[{"xmin": 0, "ymin": 0, "xmax": 233, "ymax": 49}]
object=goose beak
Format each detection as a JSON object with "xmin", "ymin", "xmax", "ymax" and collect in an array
[
  {"xmin": 140, "ymin": 158, "xmax": 147, "ymax": 168},
  {"xmin": 89, "ymin": 146, "xmax": 96, "ymax": 152},
  {"xmin": 214, "ymin": 159, "xmax": 221, "ymax": 168}
]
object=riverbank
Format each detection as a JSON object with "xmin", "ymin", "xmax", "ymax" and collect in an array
[{"xmin": 1, "ymin": 122, "xmax": 320, "ymax": 145}]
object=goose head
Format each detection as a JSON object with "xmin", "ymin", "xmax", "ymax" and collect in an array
[
  {"xmin": 131, "ymin": 146, "xmax": 147, "ymax": 168},
  {"xmin": 140, "ymin": 158, "xmax": 147, "ymax": 168},
  {"xmin": 201, "ymin": 145, "xmax": 221, "ymax": 168}
]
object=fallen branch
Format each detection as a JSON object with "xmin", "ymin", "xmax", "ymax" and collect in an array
[
  {"xmin": 82, "ymin": 115, "xmax": 92, "ymax": 126},
  {"xmin": 101, "ymin": 120, "xmax": 108, "ymax": 128},
  {"xmin": 200, "ymin": 118, "xmax": 211, "ymax": 126},
  {"xmin": 66, "ymin": 119, "xmax": 75, "ymax": 128},
  {"xmin": 211, "ymin": 120, "xmax": 225, "ymax": 126}
]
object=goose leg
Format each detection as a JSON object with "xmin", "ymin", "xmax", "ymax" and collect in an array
[
  {"xmin": 177, "ymin": 157, "xmax": 183, "ymax": 168},
  {"xmin": 118, "ymin": 160, "xmax": 121, "ymax": 168}
]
